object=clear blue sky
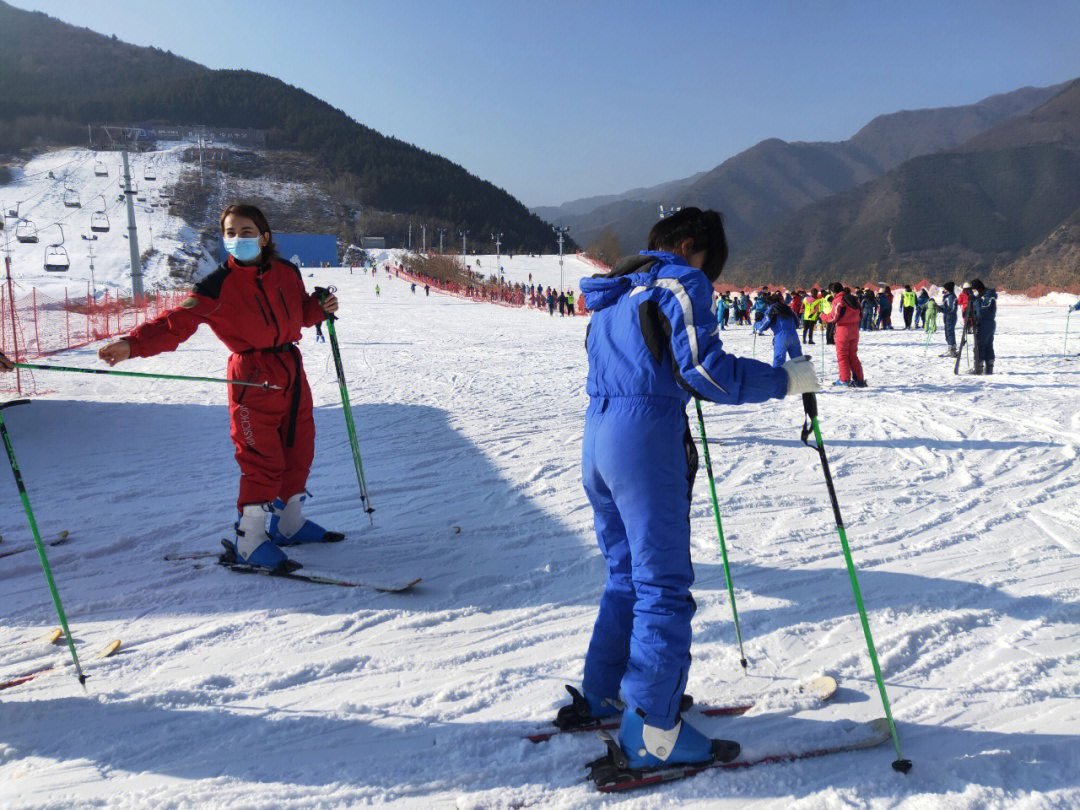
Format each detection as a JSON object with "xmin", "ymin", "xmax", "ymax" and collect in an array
[{"xmin": 14, "ymin": 0, "xmax": 1080, "ymax": 206}]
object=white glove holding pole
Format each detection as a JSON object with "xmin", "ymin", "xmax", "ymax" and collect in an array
[{"xmin": 783, "ymin": 356, "xmax": 821, "ymax": 396}]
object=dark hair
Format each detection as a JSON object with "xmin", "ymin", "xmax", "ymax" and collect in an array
[
  {"xmin": 970, "ymin": 278, "xmax": 986, "ymax": 293},
  {"xmin": 830, "ymin": 282, "xmax": 844, "ymax": 295},
  {"xmin": 647, "ymin": 207, "xmax": 728, "ymax": 281},
  {"xmin": 220, "ymin": 203, "xmax": 279, "ymax": 264},
  {"xmin": 943, "ymin": 281, "xmax": 955, "ymax": 292}
]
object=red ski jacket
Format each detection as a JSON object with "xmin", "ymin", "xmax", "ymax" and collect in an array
[
  {"xmin": 126, "ymin": 257, "xmax": 327, "ymax": 359},
  {"xmin": 822, "ymin": 292, "xmax": 861, "ymax": 338}
]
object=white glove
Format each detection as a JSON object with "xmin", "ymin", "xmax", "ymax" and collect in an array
[{"xmin": 783, "ymin": 356, "xmax": 821, "ymax": 396}]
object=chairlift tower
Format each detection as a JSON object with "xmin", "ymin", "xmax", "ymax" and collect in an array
[
  {"xmin": 553, "ymin": 226, "xmax": 570, "ymax": 292},
  {"xmin": 437, "ymin": 228, "xmax": 446, "ymax": 254},
  {"xmin": 492, "ymin": 232, "xmax": 503, "ymax": 282},
  {"xmin": 121, "ymin": 150, "xmax": 144, "ymax": 297},
  {"xmin": 460, "ymin": 230, "xmax": 468, "ymax": 269}
]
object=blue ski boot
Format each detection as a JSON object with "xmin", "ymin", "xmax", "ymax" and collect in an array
[
  {"xmin": 554, "ymin": 685, "xmax": 621, "ymax": 731},
  {"xmin": 268, "ymin": 492, "xmax": 344, "ymax": 546},
  {"xmin": 616, "ymin": 706, "xmax": 739, "ymax": 770},
  {"xmin": 228, "ymin": 503, "xmax": 300, "ymax": 572}
]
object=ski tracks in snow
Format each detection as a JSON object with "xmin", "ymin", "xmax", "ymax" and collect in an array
[{"xmin": 2, "ymin": 274, "xmax": 1079, "ymax": 809}]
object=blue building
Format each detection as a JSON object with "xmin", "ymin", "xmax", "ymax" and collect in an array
[{"xmin": 219, "ymin": 232, "xmax": 338, "ymax": 266}]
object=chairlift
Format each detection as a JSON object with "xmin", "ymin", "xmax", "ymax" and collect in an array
[
  {"xmin": 8, "ymin": 201, "xmax": 19, "ymax": 218},
  {"xmin": 136, "ymin": 192, "xmax": 146, "ymax": 202},
  {"xmin": 15, "ymin": 219, "xmax": 38, "ymax": 244},
  {"xmin": 44, "ymin": 225, "xmax": 70, "ymax": 272},
  {"xmin": 94, "ymin": 160, "xmax": 108, "ymax": 177},
  {"xmin": 63, "ymin": 188, "xmax": 81, "ymax": 208},
  {"xmin": 143, "ymin": 164, "xmax": 156, "ymax": 181},
  {"xmin": 90, "ymin": 196, "xmax": 110, "ymax": 233}
]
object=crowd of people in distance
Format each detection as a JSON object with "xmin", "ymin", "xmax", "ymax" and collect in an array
[{"xmin": 716, "ymin": 278, "xmax": 1000, "ymax": 386}]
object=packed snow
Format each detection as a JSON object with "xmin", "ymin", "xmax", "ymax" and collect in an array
[{"xmin": 1, "ymin": 264, "xmax": 1078, "ymax": 809}]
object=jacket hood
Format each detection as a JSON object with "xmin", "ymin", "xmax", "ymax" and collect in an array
[{"xmin": 580, "ymin": 251, "xmax": 682, "ymax": 311}]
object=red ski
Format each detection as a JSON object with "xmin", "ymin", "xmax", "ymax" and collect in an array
[
  {"xmin": 527, "ymin": 675, "xmax": 837, "ymax": 743},
  {"xmin": 589, "ymin": 718, "xmax": 892, "ymax": 792}
]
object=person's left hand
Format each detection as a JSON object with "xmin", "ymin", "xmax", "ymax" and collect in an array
[{"xmin": 321, "ymin": 293, "xmax": 339, "ymax": 314}]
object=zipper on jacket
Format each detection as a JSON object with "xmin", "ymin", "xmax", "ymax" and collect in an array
[
  {"xmin": 254, "ymin": 274, "xmax": 282, "ymax": 346},
  {"xmin": 277, "ymin": 288, "xmax": 291, "ymax": 320}
]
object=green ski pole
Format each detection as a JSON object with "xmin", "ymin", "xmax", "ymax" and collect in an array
[
  {"xmin": 0, "ymin": 400, "xmax": 87, "ymax": 689},
  {"xmin": 314, "ymin": 286, "xmax": 374, "ymax": 521},
  {"xmin": 15, "ymin": 363, "xmax": 279, "ymax": 389},
  {"xmin": 693, "ymin": 399, "xmax": 748, "ymax": 670},
  {"xmin": 800, "ymin": 392, "xmax": 910, "ymax": 773}
]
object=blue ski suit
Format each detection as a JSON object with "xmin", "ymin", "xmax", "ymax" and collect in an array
[
  {"xmin": 578, "ymin": 252, "xmax": 787, "ymax": 729},
  {"xmin": 755, "ymin": 304, "xmax": 803, "ymax": 368},
  {"xmin": 941, "ymin": 290, "xmax": 958, "ymax": 348},
  {"xmin": 973, "ymin": 288, "xmax": 997, "ymax": 365}
]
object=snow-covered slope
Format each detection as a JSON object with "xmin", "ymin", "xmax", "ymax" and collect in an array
[
  {"xmin": 1, "ymin": 144, "xmax": 210, "ymax": 300},
  {"xmin": 1, "ymin": 268, "xmax": 1078, "ymax": 809}
]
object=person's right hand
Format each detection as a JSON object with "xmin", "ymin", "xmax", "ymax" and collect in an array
[
  {"xmin": 98, "ymin": 340, "xmax": 131, "ymax": 367},
  {"xmin": 0, "ymin": 352, "xmax": 13, "ymax": 372},
  {"xmin": 783, "ymin": 356, "xmax": 821, "ymax": 396}
]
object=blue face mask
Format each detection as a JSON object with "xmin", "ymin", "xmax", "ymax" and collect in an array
[{"xmin": 224, "ymin": 237, "xmax": 262, "ymax": 263}]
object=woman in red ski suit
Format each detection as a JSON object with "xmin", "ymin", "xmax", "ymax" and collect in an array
[
  {"xmin": 822, "ymin": 283, "xmax": 865, "ymax": 387},
  {"xmin": 98, "ymin": 204, "xmax": 339, "ymax": 571}
]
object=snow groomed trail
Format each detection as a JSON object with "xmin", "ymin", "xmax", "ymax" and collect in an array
[{"xmin": 1, "ymin": 267, "xmax": 1078, "ymax": 809}]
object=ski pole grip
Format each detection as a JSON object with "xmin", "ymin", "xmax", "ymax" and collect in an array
[
  {"xmin": 313, "ymin": 286, "xmax": 337, "ymax": 321},
  {"xmin": 802, "ymin": 392, "xmax": 818, "ymax": 420},
  {"xmin": 0, "ymin": 399, "xmax": 30, "ymax": 412}
]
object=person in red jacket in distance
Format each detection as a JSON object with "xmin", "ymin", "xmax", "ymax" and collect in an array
[
  {"xmin": 821, "ymin": 282, "xmax": 866, "ymax": 388},
  {"xmin": 98, "ymin": 204, "xmax": 341, "ymax": 572}
]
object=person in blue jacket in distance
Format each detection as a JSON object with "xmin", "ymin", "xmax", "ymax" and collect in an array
[
  {"xmin": 558, "ymin": 208, "xmax": 821, "ymax": 773},
  {"xmin": 754, "ymin": 292, "xmax": 803, "ymax": 368}
]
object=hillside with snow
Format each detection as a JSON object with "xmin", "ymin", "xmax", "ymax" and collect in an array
[
  {"xmin": 1, "ymin": 144, "xmax": 214, "ymax": 300},
  {"xmin": 1, "ymin": 266, "xmax": 1078, "ymax": 809}
]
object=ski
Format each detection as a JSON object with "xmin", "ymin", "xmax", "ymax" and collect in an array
[
  {"xmin": 163, "ymin": 550, "xmax": 219, "ymax": 561},
  {"xmin": 528, "ymin": 676, "xmax": 837, "ymax": 743},
  {"xmin": 0, "ymin": 665, "xmax": 54, "ymax": 691},
  {"xmin": 588, "ymin": 718, "xmax": 892, "ymax": 793},
  {"xmin": 953, "ymin": 323, "xmax": 969, "ymax": 375},
  {"xmin": 218, "ymin": 558, "xmax": 421, "ymax": 592},
  {"xmin": 0, "ymin": 530, "xmax": 71, "ymax": 560}
]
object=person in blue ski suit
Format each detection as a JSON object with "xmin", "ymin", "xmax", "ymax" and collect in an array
[
  {"xmin": 754, "ymin": 294, "xmax": 803, "ymax": 368},
  {"xmin": 969, "ymin": 278, "xmax": 997, "ymax": 374},
  {"xmin": 940, "ymin": 281, "xmax": 958, "ymax": 357},
  {"xmin": 562, "ymin": 208, "xmax": 820, "ymax": 772},
  {"xmin": 718, "ymin": 294, "xmax": 731, "ymax": 329}
]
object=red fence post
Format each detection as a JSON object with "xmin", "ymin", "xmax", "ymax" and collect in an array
[{"xmin": 32, "ymin": 288, "xmax": 40, "ymax": 358}]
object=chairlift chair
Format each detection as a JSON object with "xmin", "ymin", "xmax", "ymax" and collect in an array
[
  {"xmin": 90, "ymin": 210, "xmax": 110, "ymax": 233},
  {"xmin": 63, "ymin": 189, "xmax": 81, "ymax": 208},
  {"xmin": 143, "ymin": 165, "xmax": 156, "ymax": 181},
  {"xmin": 15, "ymin": 219, "xmax": 38, "ymax": 243},
  {"xmin": 90, "ymin": 195, "xmax": 110, "ymax": 233},
  {"xmin": 94, "ymin": 161, "xmax": 109, "ymax": 177},
  {"xmin": 43, "ymin": 225, "xmax": 70, "ymax": 272}
]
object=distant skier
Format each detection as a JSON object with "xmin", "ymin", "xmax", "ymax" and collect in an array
[
  {"xmin": 424, "ymin": 284, "xmax": 430, "ymax": 296},
  {"xmin": 914, "ymin": 289, "xmax": 930, "ymax": 329},
  {"xmin": 563, "ymin": 207, "xmax": 820, "ymax": 775},
  {"xmin": 877, "ymin": 286, "xmax": 894, "ymax": 329},
  {"xmin": 754, "ymin": 293, "xmax": 803, "ymax": 368},
  {"xmin": 718, "ymin": 294, "xmax": 731, "ymax": 329},
  {"xmin": 860, "ymin": 289, "xmax": 876, "ymax": 330},
  {"xmin": 969, "ymin": 278, "xmax": 997, "ymax": 375},
  {"xmin": 546, "ymin": 287, "xmax": 556, "ymax": 316},
  {"xmin": 411, "ymin": 282, "xmax": 417, "ymax": 294},
  {"xmin": 567, "ymin": 290, "xmax": 576, "ymax": 314},
  {"xmin": 802, "ymin": 289, "xmax": 823, "ymax": 343},
  {"xmin": 821, "ymin": 283, "xmax": 866, "ymax": 387},
  {"xmin": 940, "ymin": 282, "xmax": 958, "ymax": 357},
  {"xmin": 97, "ymin": 204, "xmax": 341, "ymax": 572},
  {"xmin": 901, "ymin": 285, "xmax": 917, "ymax": 329},
  {"xmin": 375, "ymin": 284, "xmax": 381, "ymax": 297}
]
